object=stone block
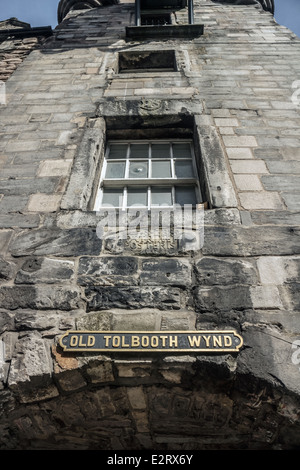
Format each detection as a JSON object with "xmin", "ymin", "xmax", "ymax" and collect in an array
[
  {"xmin": 0, "ymin": 257, "xmax": 15, "ymax": 281},
  {"xmin": 281, "ymin": 193, "xmax": 300, "ymax": 211},
  {"xmin": 9, "ymin": 228, "xmax": 102, "ymax": 257},
  {"xmin": 110, "ymin": 309, "xmax": 159, "ymax": 331},
  {"xmin": 223, "ymin": 136, "xmax": 258, "ymax": 147},
  {"xmin": 204, "ymin": 208, "xmax": 241, "ymax": 226},
  {"xmin": 0, "ymin": 213, "xmax": 40, "ymax": 229},
  {"xmin": 239, "ymin": 192, "xmax": 285, "ymax": 210},
  {"xmin": 194, "ymin": 285, "xmax": 252, "ymax": 312},
  {"xmin": 230, "ymin": 160, "xmax": 268, "ymax": 174},
  {"xmin": 214, "ymin": 118, "xmax": 239, "ymax": 127},
  {"xmin": 60, "ymin": 120, "xmax": 105, "ymax": 211},
  {"xmin": 0, "ymin": 310, "xmax": 14, "ymax": 332},
  {"xmin": 27, "ymin": 194, "xmax": 61, "ymax": 212},
  {"xmin": 8, "ymin": 332, "xmax": 59, "ymax": 402},
  {"xmin": 14, "ymin": 310, "xmax": 68, "ymax": 333},
  {"xmin": 194, "ymin": 119, "xmax": 238, "ymax": 208},
  {"xmin": 234, "ymin": 174, "xmax": 263, "ymax": 191},
  {"xmin": 266, "ymin": 161, "xmax": 300, "ymax": 174},
  {"xmin": 219, "ymin": 127, "xmax": 235, "ymax": 135},
  {"xmin": 15, "ymin": 257, "xmax": 75, "ymax": 284},
  {"xmin": 195, "ymin": 257, "xmax": 258, "ymax": 286},
  {"xmin": 262, "ymin": 175, "xmax": 300, "ymax": 192},
  {"xmin": 0, "ymin": 231, "xmax": 12, "ymax": 254},
  {"xmin": 238, "ymin": 325, "xmax": 300, "ymax": 397},
  {"xmin": 56, "ymin": 131, "xmax": 73, "ymax": 146},
  {"xmin": 226, "ymin": 148, "xmax": 253, "ymax": 159},
  {"xmin": 78, "ymin": 256, "xmax": 138, "ymax": 286},
  {"xmin": 281, "ymin": 283, "xmax": 300, "ymax": 310},
  {"xmin": 85, "ymin": 286, "xmax": 182, "ymax": 312},
  {"xmin": 257, "ymin": 256, "xmax": 300, "ymax": 285},
  {"xmin": 0, "ymin": 285, "xmax": 81, "ymax": 311},
  {"xmin": 160, "ymin": 310, "xmax": 196, "ymax": 330},
  {"xmin": 140, "ymin": 258, "xmax": 192, "ymax": 286},
  {"xmin": 85, "ymin": 361, "xmax": 114, "ymax": 384},
  {"xmin": 7, "ymin": 140, "xmax": 40, "ymax": 152},
  {"xmin": 37, "ymin": 159, "xmax": 72, "ymax": 177},
  {"xmin": 127, "ymin": 387, "xmax": 147, "ymax": 410},
  {"xmin": 0, "ymin": 164, "xmax": 38, "ymax": 178},
  {"xmin": 0, "ymin": 178, "xmax": 59, "ymax": 196},
  {"xmin": 250, "ymin": 286, "xmax": 283, "ymax": 309},
  {"xmin": 202, "ymin": 226, "xmax": 300, "ymax": 257},
  {"xmin": 55, "ymin": 370, "xmax": 87, "ymax": 392},
  {"xmin": 251, "ymin": 210, "xmax": 300, "ymax": 226}
]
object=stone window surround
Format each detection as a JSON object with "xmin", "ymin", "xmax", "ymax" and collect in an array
[
  {"xmin": 60, "ymin": 105, "xmax": 238, "ymax": 213},
  {"xmin": 104, "ymin": 48, "xmax": 192, "ymax": 77},
  {"xmin": 118, "ymin": 50, "xmax": 177, "ymax": 74}
]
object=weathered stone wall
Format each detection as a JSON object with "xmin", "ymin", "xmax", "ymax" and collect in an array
[
  {"xmin": 0, "ymin": 19, "xmax": 52, "ymax": 82},
  {"xmin": 0, "ymin": 0, "xmax": 300, "ymax": 450}
]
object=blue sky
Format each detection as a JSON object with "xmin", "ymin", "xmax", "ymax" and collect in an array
[{"xmin": 0, "ymin": 0, "xmax": 299, "ymax": 37}]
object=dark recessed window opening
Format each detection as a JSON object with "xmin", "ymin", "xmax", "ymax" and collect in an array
[
  {"xmin": 141, "ymin": 13, "xmax": 172, "ymax": 26},
  {"xmin": 119, "ymin": 50, "xmax": 177, "ymax": 73}
]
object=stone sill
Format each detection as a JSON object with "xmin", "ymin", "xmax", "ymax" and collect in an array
[{"xmin": 126, "ymin": 24, "xmax": 204, "ymax": 40}]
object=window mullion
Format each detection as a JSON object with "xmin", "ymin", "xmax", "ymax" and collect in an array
[
  {"xmin": 123, "ymin": 187, "xmax": 128, "ymax": 210},
  {"xmin": 125, "ymin": 144, "xmax": 130, "ymax": 179},
  {"xmin": 171, "ymin": 186, "xmax": 176, "ymax": 207},
  {"xmin": 148, "ymin": 186, "xmax": 151, "ymax": 211},
  {"xmin": 149, "ymin": 142, "xmax": 152, "ymax": 179},
  {"xmin": 170, "ymin": 142, "xmax": 175, "ymax": 179}
]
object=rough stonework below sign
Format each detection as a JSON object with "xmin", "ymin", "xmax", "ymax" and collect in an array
[{"xmin": 59, "ymin": 330, "xmax": 243, "ymax": 353}]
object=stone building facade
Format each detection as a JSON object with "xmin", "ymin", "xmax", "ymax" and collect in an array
[
  {"xmin": 0, "ymin": 0, "xmax": 300, "ymax": 450},
  {"xmin": 0, "ymin": 18, "xmax": 52, "ymax": 83}
]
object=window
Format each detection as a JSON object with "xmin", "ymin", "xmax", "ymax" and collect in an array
[
  {"xmin": 94, "ymin": 140, "xmax": 202, "ymax": 210},
  {"xmin": 141, "ymin": 14, "xmax": 172, "ymax": 25},
  {"xmin": 119, "ymin": 50, "xmax": 176, "ymax": 73}
]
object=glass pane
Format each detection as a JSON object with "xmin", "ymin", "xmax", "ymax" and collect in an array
[
  {"xmin": 102, "ymin": 188, "xmax": 123, "ymax": 207},
  {"xmin": 129, "ymin": 161, "xmax": 148, "ymax": 178},
  {"xmin": 130, "ymin": 144, "xmax": 149, "ymax": 159},
  {"xmin": 151, "ymin": 187, "xmax": 172, "ymax": 206},
  {"xmin": 151, "ymin": 144, "xmax": 170, "ymax": 159},
  {"xmin": 151, "ymin": 161, "xmax": 171, "ymax": 178},
  {"xmin": 127, "ymin": 188, "xmax": 148, "ymax": 207},
  {"xmin": 105, "ymin": 161, "xmax": 125, "ymax": 179},
  {"xmin": 108, "ymin": 144, "xmax": 128, "ymax": 159},
  {"xmin": 175, "ymin": 161, "xmax": 195, "ymax": 178},
  {"xmin": 172, "ymin": 143, "xmax": 192, "ymax": 159},
  {"xmin": 175, "ymin": 186, "xmax": 197, "ymax": 206}
]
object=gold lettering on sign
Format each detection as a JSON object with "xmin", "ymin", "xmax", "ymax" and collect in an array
[
  {"xmin": 213, "ymin": 336, "xmax": 222, "ymax": 348},
  {"xmin": 70, "ymin": 335, "xmax": 78, "ymax": 347},
  {"xmin": 132, "ymin": 336, "xmax": 140, "ymax": 347},
  {"xmin": 112, "ymin": 336, "xmax": 120, "ymax": 348},
  {"xmin": 59, "ymin": 330, "xmax": 244, "ymax": 353},
  {"xmin": 188, "ymin": 336, "xmax": 201, "ymax": 347}
]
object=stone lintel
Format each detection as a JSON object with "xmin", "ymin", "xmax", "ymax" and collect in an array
[{"xmin": 126, "ymin": 24, "xmax": 204, "ymax": 40}]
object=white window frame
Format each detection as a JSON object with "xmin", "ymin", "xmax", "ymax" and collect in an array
[{"xmin": 93, "ymin": 139, "xmax": 202, "ymax": 210}]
